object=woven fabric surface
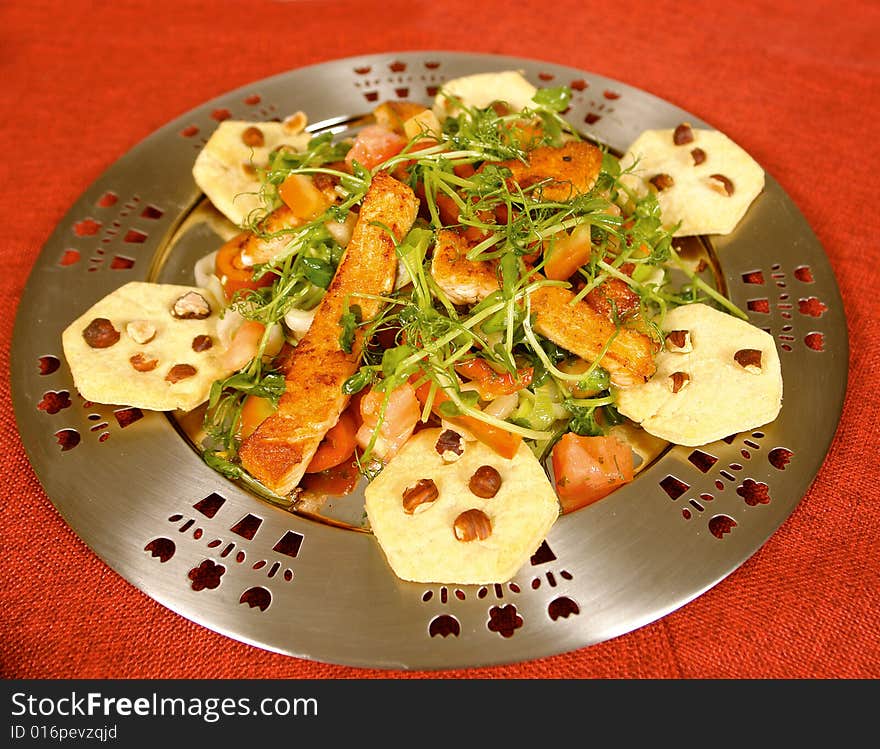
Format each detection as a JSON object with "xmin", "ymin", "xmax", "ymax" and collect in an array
[{"xmin": 1, "ymin": 0, "xmax": 878, "ymax": 679}]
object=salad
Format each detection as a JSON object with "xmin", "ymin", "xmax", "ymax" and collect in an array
[{"xmin": 190, "ymin": 72, "xmax": 777, "ymax": 511}]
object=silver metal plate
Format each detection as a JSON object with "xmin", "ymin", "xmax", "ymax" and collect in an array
[{"xmin": 10, "ymin": 52, "xmax": 848, "ymax": 669}]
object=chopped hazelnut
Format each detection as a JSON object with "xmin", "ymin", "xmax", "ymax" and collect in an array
[
  {"xmin": 165, "ymin": 363, "xmax": 198, "ymax": 383},
  {"xmin": 130, "ymin": 353, "xmax": 159, "ymax": 372},
  {"xmin": 673, "ymin": 122, "xmax": 694, "ymax": 145},
  {"xmin": 708, "ymin": 174, "xmax": 735, "ymax": 196},
  {"xmin": 402, "ymin": 478, "xmax": 439, "ymax": 515},
  {"xmin": 283, "ymin": 111, "xmax": 307, "ymax": 134},
  {"xmin": 691, "ymin": 147, "xmax": 707, "ymax": 165},
  {"xmin": 434, "ymin": 429, "xmax": 465, "ymax": 462},
  {"xmin": 241, "ymin": 125, "xmax": 265, "ymax": 147},
  {"xmin": 171, "ymin": 291, "xmax": 212, "ymax": 320},
  {"xmin": 650, "ymin": 173, "xmax": 675, "ymax": 191},
  {"xmin": 669, "ymin": 371, "xmax": 691, "ymax": 393},
  {"xmin": 126, "ymin": 320, "xmax": 156, "ymax": 345},
  {"xmin": 666, "ymin": 329, "xmax": 693, "ymax": 353},
  {"xmin": 192, "ymin": 334, "xmax": 213, "ymax": 352},
  {"xmin": 82, "ymin": 318, "xmax": 120, "ymax": 349},
  {"xmin": 468, "ymin": 465, "xmax": 502, "ymax": 498},
  {"xmin": 453, "ymin": 509, "xmax": 492, "ymax": 542},
  {"xmin": 734, "ymin": 349, "xmax": 763, "ymax": 373}
]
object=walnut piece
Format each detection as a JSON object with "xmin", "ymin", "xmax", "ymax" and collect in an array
[
  {"xmin": 82, "ymin": 318, "xmax": 120, "ymax": 349},
  {"xmin": 126, "ymin": 320, "xmax": 156, "ymax": 345},
  {"xmin": 669, "ymin": 371, "xmax": 691, "ymax": 393},
  {"xmin": 241, "ymin": 126, "xmax": 265, "ymax": 147},
  {"xmin": 673, "ymin": 122, "xmax": 694, "ymax": 145},
  {"xmin": 171, "ymin": 291, "xmax": 212, "ymax": 320},
  {"xmin": 708, "ymin": 174, "xmax": 735, "ymax": 196},
  {"xmin": 165, "ymin": 363, "xmax": 198, "ymax": 383},
  {"xmin": 734, "ymin": 348, "xmax": 763, "ymax": 373},
  {"xmin": 402, "ymin": 478, "xmax": 439, "ymax": 515},
  {"xmin": 434, "ymin": 429, "xmax": 465, "ymax": 462},
  {"xmin": 130, "ymin": 353, "xmax": 159, "ymax": 372},
  {"xmin": 468, "ymin": 465, "xmax": 502, "ymax": 498},
  {"xmin": 666, "ymin": 329, "xmax": 693, "ymax": 353},
  {"xmin": 650, "ymin": 173, "xmax": 675, "ymax": 191},
  {"xmin": 453, "ymin": 509, "xmax": 492, "ymax": 542}
]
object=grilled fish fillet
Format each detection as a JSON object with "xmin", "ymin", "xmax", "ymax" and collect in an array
[
  {"xmin": 239, "ymin": 172, "xmax": 419, "ymax": 495},
  {"xmin": 492, "ymin": 141, "xmax": 604, "ymax": 202},
  {"xmin": 429, "ymin": 232, "xmax": 657, "ymax": 386}
]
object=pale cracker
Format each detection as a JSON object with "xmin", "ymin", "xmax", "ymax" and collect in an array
[
  {"xmin": 614, "ymin": 303, "xmax": 782, "ymax": 446},
  {"xmin": 192, "ymin": 117, "xmax": 310, "ymax": 227},
  {"xmin": 619, "ymin": 127, "xmax": 764, "ymax": 236},
  {"xmin": 433, "ymin": 70, "xmax": 538, "ymax": 121},
  {"xmin": 62, "ymin": 282, "xmax": 237, "ymax": 412},
  {"xmin": 365, "ymin": 428, "xmax": 560, "ymax": 584}
]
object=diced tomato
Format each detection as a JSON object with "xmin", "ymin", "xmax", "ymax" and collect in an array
[
  {"xmin": 301, "ymin": 455, "xmax": 361, "ymax": 497},
  {"xmin": 215, "ymin": 233, "xmax": 275, "ymax": 301},
  {"xmin": 278, "ymin": 173, "xmax": 329, "ymax": 220},
  {"xmin": 544, "ymin": 224, "xmax": 593, "ymax": 281},
  {"xmin": 356, "ymin": 382, "xmax": 420, "ymax": 460},
  {"xmin": 239, "ymin": 394, "xmax": 276, "ymax": 439},
  {"xmin": 454, "ymin": 358, "xmax": 534, "ymax": 399},
  {"xmin": 551, "ymin": 433, "xmax": 634, "ymax": 513},
  {"xmin": 306, "ymin": 410, "xmax": 358, "ymax": 473},
  {"xmin": 345, "ymin": 124, "xmax": 407, "ymax": 171},
  {"xmin": 413, "ymin": 378, "xmax": 522, "ymax": 459}
]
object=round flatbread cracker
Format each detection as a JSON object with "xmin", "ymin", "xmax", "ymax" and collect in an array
[
  {"xmin": 433, "ymin": 70, "xmax": 538, "ymax": 120},
  {"xmin": 365, "ymin": 428, "xmax": 560, "ymax": 584},
  {"xmin": 192, "ymin": 117, "xmax": 310, "ymax": 227},
  {"xmin": 62, "ymin": 282, "xmax": 237, "ymax": 412},
  {"xmin": 619, "ymin": 126, "xmax": 765, "ymax": 236},
  {"xmin": 614, "ymin": 303, "xmax": 782, "ymax": 446}
]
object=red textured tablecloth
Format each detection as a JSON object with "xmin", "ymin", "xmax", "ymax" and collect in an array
[{"xmin": 2, "ymin": 0, "xmax": 878, "ymax": 679}]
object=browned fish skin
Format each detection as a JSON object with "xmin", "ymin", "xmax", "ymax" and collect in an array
[
  {"xmin": 239, "ymin": 172, "xmax": 419, "ymax": 495},
  {"xmin": 529, "ymin": 286, "xmax": 658, "ymax": 386},
  {"xmin": 430, "ymin": 230, "xmax": 499, "ymax": 305},
  {"xmin": 429, "ymin": 241, "xmax": 657, "ymax": 386},
  {"xmin": 492, "ymin": 141, "xmax": 604, "ymax": 202}
]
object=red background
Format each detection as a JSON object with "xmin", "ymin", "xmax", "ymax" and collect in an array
[{"xmin": 2, "ymin": 0, "xmax": 878, "ymax": 678}]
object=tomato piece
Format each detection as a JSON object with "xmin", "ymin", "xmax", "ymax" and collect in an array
[
  {"xmin": 413, "ymin": 379, "xmax": 522, "ymax": 459},
  {"xmin": 215, "ymin": 233, "xmax": 275, "ymax": 301},
  {"xmin": 551, "ymin": 433, "xmax": 634, "ymax": 513},
  {"xmin": 239, "ymin": 394, "xmax": 276, "ymax": 439},
  {"xmin": 454, "ymin": 358, "xmax": 534, "ymax": 399},
  {"xmin": 278, "ymin": 173, "xmax": 329, "ymax": 220},
  {"xmin": 544, "ymin": 224, "xmax": 593, "ymax": 281},
  {"xmin": 345, "ymin": 124, "xmax": 407, "ymax": 171},
  {"xmin": 355, "ymin": 382, "xmax": 420, "ymax": 460},
  {"xmin": 306, "ymin": 410, "xmax": 358, "ymax": 473}
]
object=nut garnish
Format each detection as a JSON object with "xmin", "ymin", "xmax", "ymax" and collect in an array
[
  {"xmin": 734, "ymin": 348, "xmax": 763, "ymax": 373},
  {"xmin": 434, "ymin": 429, "xmax": 465, "ymax": 462},
  {"xmin": 241, "ymin": 162, "xmax": 257, "ymax": 177},
  {"xmin": 402, "ymin": 478, "xmax": 439, "ymax": 515},
  {"xmin": 453, "ymin": 509, "xmax": 492, "ymax": 542},
  {"xmin": 669, "ymin": 371, "xmax": 691, "ymax": 393},
  {"xmin": 708, "ymin": 173, "xmax": 735, "ymax": 196},
  {"xmin": 673, "ymin": 122, "xmax": 694, "ymax": 145},
  {"xmin": 165, "ymin": 363, "xmax": 198, "ymax": 383},
  {"xmin": 666, "ymin": 329, "xmax": 692, "ymax": 353},
  {"xmin": 192, "ymin": 334, "xmax": 213, "ymax": 352},
  {"xmin": 691, "ymin": 147, "xmax": 707, "ymax": 165},
  {"xmin": 126, "ymin": 320, "xmax": 156, "ymax": 345},
  {"xmin": 82, "ymin": 318, "xmax": 120, "ymax": 349},
  {"xmin": 130, "ymin": 353, "xmax": 159, "ymax": 372},
  {"xmin": 283, "ymin": 111, "xmax": 307, "ymax": 134},
  {"xmin": 171, "ymin": 291, "xmax": 212, "ymax": 320},
  {"xmin": 241, "ymin": 126, "xmax": 265, "ymax": 147},
  {"xmin": 468, "ymin": 465, "xmax": 502, "ymax": 498},
  {"xmin": 649, "ymin": 173, "xmax": 675, "ymax": 191}
]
